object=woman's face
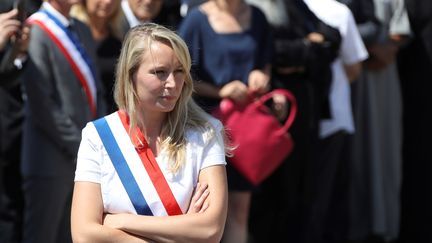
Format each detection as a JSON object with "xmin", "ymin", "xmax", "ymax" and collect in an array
[
  {"xmin": 133, "ymin": 41, "xmax": 185, "ymax": 114},
  {"xmin": 86, "ymin": 0, "xmax": 118, "ymax": 19}
]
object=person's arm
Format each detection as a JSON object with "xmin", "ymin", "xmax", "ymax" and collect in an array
[
  {"xmin": 344, "ymin": 62, "xmax": 362, "ymax": 82},
  {"xmin": 71, "ymin": 182, "xmax": 154, "ymax": 243},
  {"xmin": 71, "ymin": 124, "xmax": 208, "ymax": 242},
  {"xmin": 248, "ymin": 64, "xmax": 271, "ymax": 95},
  {"xmin": 103, "ymin": 165, "xmax": 228, "ymax": 243}
]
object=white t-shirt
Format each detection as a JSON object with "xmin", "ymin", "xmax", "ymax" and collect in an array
[
  {"xmin": 74, "ymin": 112, "xmax": 226, "ymax": 216},
  {"xmin": 304, "ymin": 0, "xmax": 369, "ymax": 138}
]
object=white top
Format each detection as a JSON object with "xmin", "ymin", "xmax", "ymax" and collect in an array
[
  {"xmin": 304, "ymin": 0, "xmax": 369, "ymax": 138},
  {"xmin": 75, "ymin": 112, "xmax": 226, "ymax": 216}
]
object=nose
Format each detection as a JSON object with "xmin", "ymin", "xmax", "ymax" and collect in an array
[{"xmin": 164, "ymin": 72, "xmax": 176, "ymax": 88}]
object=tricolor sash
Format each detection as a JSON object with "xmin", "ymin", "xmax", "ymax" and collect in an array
[
  {"xmin": 27, "ymin": 10, "xmax": 97, "ymax": 117},
  {"xmin": 93, "ymin": 111, "xmax": 182, "ymax": 216}
]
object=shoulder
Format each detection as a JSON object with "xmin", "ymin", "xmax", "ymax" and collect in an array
[
  {"xmin": 181, "ymin": 5, "xmax": 206, "ymax": 24},
  {"xmin": 185, "ymin": 116, "xmax": 224, "ymax": 146},
  {"xmin": 305, "ymin": 0, "xmax": 351, "ymax": 25},
  {"xmin": 250, "ymin": 4, "xmax": 267, "ymax": 20},
  {"xmin": 178, "ymin": 8, "xmax": 207, "ymax": 39}
]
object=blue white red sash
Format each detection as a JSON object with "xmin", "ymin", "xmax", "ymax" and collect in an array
[
  {"xmin": 93, "ymin": 111, "xmax": 183, "ymax": 216},
  {"xmin": 27, "ymin": 9, "xmax": 97, "ymax": 117}
]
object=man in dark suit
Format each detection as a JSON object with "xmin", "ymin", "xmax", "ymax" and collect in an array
[
  {"xmin": 0, "ymin": 6, "xmax": 31, "ymax": 243},
  {"xmin": 21, "ymin": 0, "xmax": 106, "ymax": 242},
  {"xmin": 398, "ymin": 1, "xmax": 432, "ymax": 242}
]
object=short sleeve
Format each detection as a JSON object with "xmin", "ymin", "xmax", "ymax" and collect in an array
[
  {"xmin": 340, "ymin": 8, "xmax": 368, "ymax": 65},
  {"xmin": 200, "ymin": 118, "xmax": 227, "ymax": 170},
  {"xmin": 74, "ymin": 122, "xmax": 103, "ymax": 183}
]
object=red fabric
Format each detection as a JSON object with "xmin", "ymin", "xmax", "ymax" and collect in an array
[
  {"xmin": 29, "ymin": 19, "xmax": 97, "ymax": 117},
  {"xmin": 118, "ymin": 111, "xmax": 183, "ymax": 215},
  {"xmin": 213, "ymin": 89, "xmax": 297, "ymax": 185}
]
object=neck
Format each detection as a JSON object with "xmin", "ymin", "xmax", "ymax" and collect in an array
[
  {"xmin": 89, "ymin": 16, "xmax": 109, "ymax": 41},
  {"xmin": 48, "ymin": 0, "xmax": 72, "ymax": 18},
  {"xmin": 215, "ymin": 0, "xmax": 245, "ymax": 14},
  {"xmin": 137, "ymin": 111, "xmax": 166, "ymax": 143}
]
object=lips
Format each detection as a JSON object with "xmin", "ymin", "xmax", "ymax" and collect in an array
[{"xmin": 160, "ymin": 95, "xmax": 176, "ymax": 100}]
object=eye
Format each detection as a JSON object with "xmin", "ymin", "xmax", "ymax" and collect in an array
[
  {"xmin": 175, "ymin": 67, "xmax": 184, "ymax": 73},
  {"xmin": 153, "ymin": 69, "xmax": 167, "ymax": 79},
  {"xmin": 174, "ymin": 68, "xmax": 185, "ymax": 76}
]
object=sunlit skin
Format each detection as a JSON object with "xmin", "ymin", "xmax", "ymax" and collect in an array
[
  {"xmin": 86, "ymin": 0, "xmax": 118, "ymax": 19},
  {"xmin": 133, "ymin": 40, "xmax": 185, "ymax": 117},
  {"xmin": 49, "ymin": 0, "xmax": 82, "ymax": 17},
  {"xmin": 127, "ymin": 0, "xmax": 162, "ymax": 22}
]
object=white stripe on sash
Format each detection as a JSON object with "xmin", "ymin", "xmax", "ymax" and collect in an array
[
  {"xmin": 105, "ymin": 114, "xmax": 170, "ymax": 216},
  {"xmin": 28, "ymin": 12, "xmax": 97, "ymax": 108}
]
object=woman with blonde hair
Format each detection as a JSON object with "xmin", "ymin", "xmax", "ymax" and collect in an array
[
  {"xmin": 71, "ymin": 0, "xmax": 123, "ymax": 113},
  {"xmin": 71, "ymin": 23, "xmax": 229, "ymax": 242}
]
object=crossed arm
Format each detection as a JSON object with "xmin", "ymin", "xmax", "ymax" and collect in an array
[{"xmin": 71, "ymin": 165, "xmax": 228, "ymax": 243}]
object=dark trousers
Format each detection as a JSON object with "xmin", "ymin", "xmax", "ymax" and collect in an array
[
  {"xmin": 249, "ymin": 81, "xmax": 318, "ymax": 243},
  {"xmin": 303, "ymin": 131, "xmax": 350, "ymax": 243},
  {"xmin": 0, "ymin": 158, "xmax": 24, "ymax": 243},
  {"xmin": 21, "ymin": 176, "xmax": 73, "ymax": 243}
]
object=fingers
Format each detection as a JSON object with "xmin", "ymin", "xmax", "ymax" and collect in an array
[
  {"xmin": 199, "ymin": 201, "xmax": 209, "ymax": 213},
  {"xmin": 219, "ymin": 81, "xmax": 248, "ymax": 102},
  {"xmin": 187, "ymin": 182, "xmax": 210, "ymax": 214},
  {"xmin": 0, "ymin": 9, "xmax": 18, "ymax": 21},
  {"xmin": 193, "ymin": 188, "xmax": 209, "ymax": 212}
]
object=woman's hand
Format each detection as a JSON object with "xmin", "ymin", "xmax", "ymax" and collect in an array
[
  {"xmin": 187, "ymin": 182, "xmax": 210, "ymax": 214},
  {"xmin": 219, "ymin": 80, "xmax": 249, "ymax": 103},
  {"xmin": 103, "ymin": 182, "xmax": 211, "ymax": 229},
  {"xmin": 272, "ymin": 94, "xmax": 288, "ymax": 121},
  {"xmin": 248, "ymin": 69, "xmax": 270, "ymax": 95}
]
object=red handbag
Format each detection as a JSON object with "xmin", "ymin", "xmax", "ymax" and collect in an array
[{"xmin": 212, "ymin": 89, "xmax": 297, "ymax": 185}]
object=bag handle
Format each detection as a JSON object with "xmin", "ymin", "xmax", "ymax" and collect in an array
[{"xmin": 254, "ymin": 89, "xmax": 297, "ymax": 135}]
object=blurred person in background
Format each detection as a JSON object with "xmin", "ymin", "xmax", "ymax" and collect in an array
[
  {"xmin": 119, "ymin": 0, "xmax": 162, "ymax": 35},
  {"xmin": 21, "ymin": 0, "xmax": 106, "ymax": 242},
  {"xmin": 71, "ymin": 0, "xmax": 123, "ymax": 113},
  {"xmin": 342, "ymin": 0, "xmax": 410, "ymax": 242},
  {"xmin": 398, "ymin": 0, "xmax": 432, "ymax": 242},
  {"xmin": 302, "ymin": 0, "xmax": 368, "ymax": 242},
  {"xmin": 0, "ymin": 6, "xmax": 30, "ymax": 243},
  {"xmin": 246, "ymin": 0, "xmax": 342, "ymax": 242},
  {"xmin": 178, "ymin": 0, "xmax": 272, "ymax": 242}
]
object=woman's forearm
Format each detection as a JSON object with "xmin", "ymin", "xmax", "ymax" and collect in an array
[
  {"xmin": 112, "ymin": 210, "xmax": 225, "ymax": 243},
  {"xmin": 105, "ymin": 166, "xmax": 228, "ymax": 243},
  {"xmin": 72, "ymin": 222, "xmax": 153, "ymax": 243}
]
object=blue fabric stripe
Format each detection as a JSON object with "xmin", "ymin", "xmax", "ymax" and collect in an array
[
  {"xmin": 40, "ymin": 9, "xmax": 98, "ymax": 82},
  {"xmin": 93, "ymin": 118, "xmax": 153, "ymax": 216}
]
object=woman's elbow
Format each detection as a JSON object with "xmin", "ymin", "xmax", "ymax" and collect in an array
[
  {"xmin": 71, "ymin": 224, "xmax": 102, "ymax": 243},
  {"xmin": 203, "ymin": 223, "xmax": 225, "ymax": 243},
  {"xmin": 71, "ymin": 232, "xmax": 92, "ymax": 243}
]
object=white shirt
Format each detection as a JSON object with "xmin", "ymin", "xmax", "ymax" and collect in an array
[
  {"xmin": 74, "ymin": 112, "xmax": 226, "ymax": 215},
  {"xmin": 303, "ymin": 0, "xmax": 368, "ymax": 138},
  {"xmin": 121, "ymin": 0, "xmax": 142, "ymax": 28}
]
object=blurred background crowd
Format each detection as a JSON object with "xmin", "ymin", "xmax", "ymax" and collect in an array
[{"xmin": 0, "ymin": 0, "xmax": 431, "ymax": 243}]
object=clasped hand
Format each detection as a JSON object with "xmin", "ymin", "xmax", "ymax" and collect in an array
[{"xmin": 103, "ymin": 182, "xmax": 210, "ymax": 228}]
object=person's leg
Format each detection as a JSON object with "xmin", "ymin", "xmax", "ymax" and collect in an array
[
  {"xmin": 0, "ymin": 158, "xmax": 23, "ymax": 243},
  {"xmin": 302, "ymin": 131, "xmax": 347, "ymax": 243},
  {"xmin": 222, "ymin": 191, "xmax": 252, "ymax": 243},
  {"xmin": 21, "ymin": 176, "xmax": 73, "ymax": 243}
]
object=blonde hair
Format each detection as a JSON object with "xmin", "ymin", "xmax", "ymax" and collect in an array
[
  {"xmin": 114, "ymin": 23, "xmax": 231, "ymax": 172},
  {"xmin": 70, "ymin": 0, "xmax": 123, "ymax": 39}
]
